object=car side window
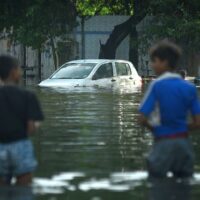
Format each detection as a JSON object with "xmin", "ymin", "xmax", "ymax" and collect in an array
[
  {"xmin": 115, "ymin": 62, "xmax": 132, "ymax": 76},
  {"xmin": 93, "ymin": 63, "xmax": 113, "ymax": 80}
]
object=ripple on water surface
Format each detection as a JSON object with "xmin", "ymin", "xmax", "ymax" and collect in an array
[{"xmin": 23, "ymin": 86, "xmax": 200, "ymax": 199}]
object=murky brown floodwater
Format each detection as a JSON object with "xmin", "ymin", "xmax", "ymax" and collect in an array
[{"xmin": 1, "ymin": 85, "xmax": 200, "ymax": 200}]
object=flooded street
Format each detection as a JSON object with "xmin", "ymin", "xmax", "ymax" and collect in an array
[
  {"xmin": 3, "ymin": 86, "xmax": 200, "ymax": 200},
  {"xmin": 0, "ymin": 0, "xmax": 199, "ymax": 198}
]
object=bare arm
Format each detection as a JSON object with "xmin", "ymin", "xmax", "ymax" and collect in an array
[
  {"xmin": 27, "ymin": 120, "xmax": 41, "ymax": 135},
  {"xmin": 188, "ymin": 115, "xmax": 200, "ymax": 130},
  {"xmin": 139, "ymin": 113, "xmax": 153, "ymax": 131}
]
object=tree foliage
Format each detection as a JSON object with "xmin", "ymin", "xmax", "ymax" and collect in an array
[
  {"xmin": 75, "ymin": 0, "xmax": 200, "ymax": 52},
  {"xmin": 0, "ymin": 0, "xmax": 76, "ymax": 49},
  {"xmin": 0, "ymin": 0, "xmax": 199, "ymax": 63},
  {"xmin": 143, "ymin": 0, "xmax": 200, "ymax": 49},
  {"xmin": 75, "ymin": 0, "xmax": 134, "ymax": 16},
  {"xmin": 0, "ymin": 0, "xmax": 77, "ymax": 70}
]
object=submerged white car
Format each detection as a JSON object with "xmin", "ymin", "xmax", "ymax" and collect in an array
[{"xmin": 39, "ymin": 59, "xmax": 142, "ymax": 88}]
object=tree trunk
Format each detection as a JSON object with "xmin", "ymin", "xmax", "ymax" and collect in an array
[
  {"xmin": 81, "ymin": 16, "xmax": 85, "ymax": 59},
  {"xmin": 98, "ymin": 0, "xmax": 144, "ymax": 67},
  {"xmin": 129, "ymin": 25, "xmax": 138, "ymax": 70},
  {"xmin": 22, "ymin": 45, "xmax": 26, "ymax": 85},
  {"xmin": 38, "ymin": 48, "xmax": 42, "ymax": 82},
  {"xmin": 50, "ymin": 37, "xmax": 59, "ymax": 70},
  {"xmin": 99, "ymin": 16, "xmax": 134, "ymax": 59}
]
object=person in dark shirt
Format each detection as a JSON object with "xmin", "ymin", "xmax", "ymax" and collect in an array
[{"xmin": 0, "ymin": 55, "xmax": 44, "ymax": 185}]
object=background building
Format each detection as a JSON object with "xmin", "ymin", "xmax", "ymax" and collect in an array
[
  {"xmin": 0, "ymin": 16, "xmax": 130, "ymax": 85},
  {"xmin": 75, "ymin": 16, "xmax": 129, "ymax": 60}
]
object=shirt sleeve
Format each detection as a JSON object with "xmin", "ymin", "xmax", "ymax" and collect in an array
[
  {"xmin": 139, "ymin": 82, "xmax": 156, "ymax": 116},
  {"xmin": 27, "ymin": 92, "xmax": 44, "ymax": 121},
  {"xmin": 190, "ymin": 86, "xmax": 200, "ymax": 115}
]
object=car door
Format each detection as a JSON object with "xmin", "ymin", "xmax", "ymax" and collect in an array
[
  {"xmin": 91, "ymin": 62, "xmax": 116, "ymax": 88},
  {"xmin": 115, "ymin": 62, "xmax": 133, "ymax": 86}
]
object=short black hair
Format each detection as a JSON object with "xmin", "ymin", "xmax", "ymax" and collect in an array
[
  {"xmin": 0, "ymin": 55, "xmax": 19, "ymax": 80},
  {"xmin": 150, "ymin": 41, "xmax": 182, "ymax": 69}
]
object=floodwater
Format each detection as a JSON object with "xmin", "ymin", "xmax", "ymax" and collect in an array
[{"xmin": 1, "ymin": 85, "xmax": 200, "ymax": 200}]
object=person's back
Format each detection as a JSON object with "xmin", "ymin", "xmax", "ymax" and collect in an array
[
  {"xmin": 0, "ymin": 55, "xmax": 44, "ymax": 185},
  {"xmin": 0, "ymin": 86, "xmax": 42, "ymax": 143},
  {"xmin": 146, "ymin": 73, "xmax": 199, "ymax": 138},
  {"xmin": 139, "ymin": 41, "xmax": 200, "ymax": 178}
]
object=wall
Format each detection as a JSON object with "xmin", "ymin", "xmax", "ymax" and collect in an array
[{"xmin": 75, "ymin": 16, "xmax": 130, "ymax": 60}]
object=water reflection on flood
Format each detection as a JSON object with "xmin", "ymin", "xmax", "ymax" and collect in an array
[
  {"xmin": 0, "ymin": 181, "xmax": 193, "ymax": 200},
  {"xmin": 35, "ymin": 86, "xmax": 146, "ymax": 176},
  {"xmin": 1, "ymin": 86, "xmax": 200, "ymax": 199}
]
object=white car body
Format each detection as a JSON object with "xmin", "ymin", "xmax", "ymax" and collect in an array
[{"xmin": 39, "ymin": 59, "xmax": 142, "ymax": 88}]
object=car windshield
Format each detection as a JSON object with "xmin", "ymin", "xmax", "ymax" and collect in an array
[{"xmin": 51, "ymin": 63, "xmax": 96, "ymax": 79}]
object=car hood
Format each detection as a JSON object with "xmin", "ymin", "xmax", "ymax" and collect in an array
[{"xmin": 39, "ymin": 79, "xmax": 87, "ymax": 87}]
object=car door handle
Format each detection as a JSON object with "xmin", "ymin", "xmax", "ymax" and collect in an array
[
  {"xmin": 111, "ymin": 79, "xmax": 116, "ymax": 82},
  {"xmin": 129, "ymin": 77, "xmax": 133, "ymax": 80}
]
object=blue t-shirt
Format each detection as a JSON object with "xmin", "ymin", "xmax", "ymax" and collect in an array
[{"xmin": 139, "ymin": 72, "xmax": 200, "ymax": 137}]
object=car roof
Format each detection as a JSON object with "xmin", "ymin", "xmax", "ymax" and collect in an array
[{"xmin": 67, "ymin": 59, "xmax": 131, "ymax": 64}]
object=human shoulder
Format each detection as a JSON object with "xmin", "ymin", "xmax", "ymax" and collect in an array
[
  {"xmin": 180, "ymin": 79, "xmax": 196, "ymax": 90},
  {"xmin": 145, "ymin": 73, "xmax": 180, "ymax": 94},
  {"xmin": 23, "ymin": 88, "xmax": 36, "ymax": 97},
  {"xmin": 0, "ymin": 85, "xmax": 27, "ymax": 96},
  {"xmin": 21, "ymin": 88, "xmax": 41, "ymax": 104},
  {"xmin": 17, "ymin": 87, "xmax": 39, "ymax": 100},
  {"xmin": 5, "ymin": 86, "xmax": 39, "ymax": 101}
]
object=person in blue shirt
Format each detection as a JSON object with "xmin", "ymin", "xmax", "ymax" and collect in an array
[{"xmin": 139, "ymin": 41, "xmax": 200, "ymax": 178}]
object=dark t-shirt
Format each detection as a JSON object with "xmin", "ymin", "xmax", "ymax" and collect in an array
[{"xmin": 0, "ymin": 86, "xmax": 44, "ymax": 143}]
